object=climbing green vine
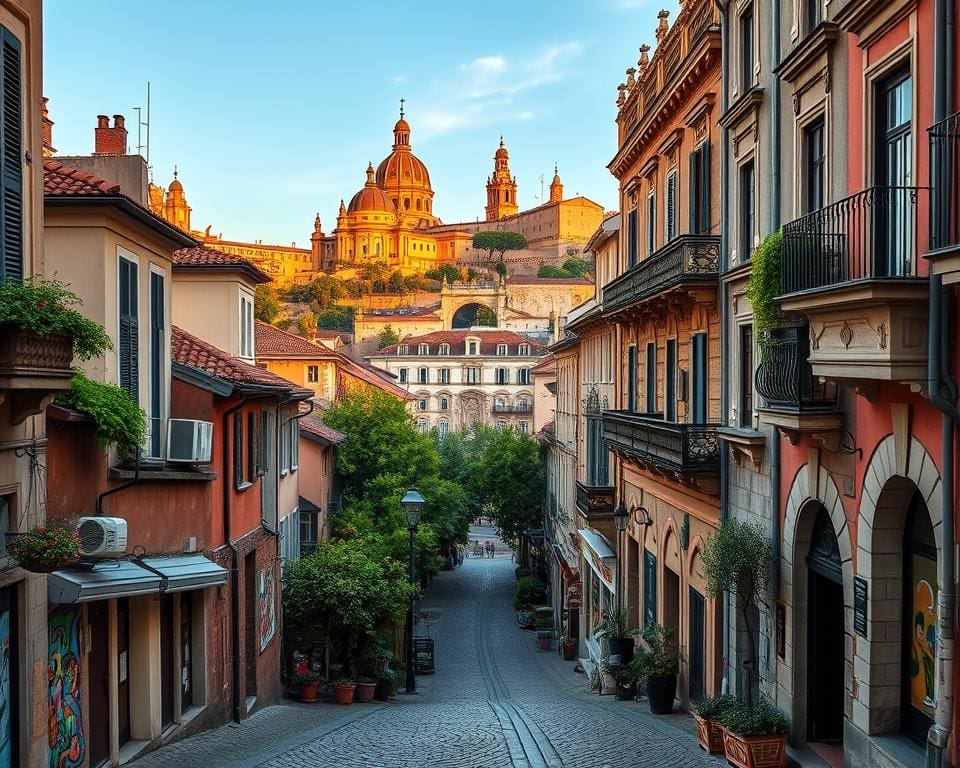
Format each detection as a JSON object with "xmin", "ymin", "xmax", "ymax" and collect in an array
[
  {"xmin": 744, "ymin": 231, "xmax": 784, "ymax": 352},
  {"xmin": 56, "ymin": 371, "xmax": 147, "ymax": 457}
]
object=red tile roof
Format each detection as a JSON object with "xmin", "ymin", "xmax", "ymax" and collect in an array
[
  {"xmin": 505, "ymin": 276, "xmax": 593, "ymax": 286},
  {"xmin": 299, "ymin": 415, "xmax": 345, "ymax": 445},
  {"xmin": 255, "ymin": 321, "xmax": 339, "ymax": 358},
  {"xmin": 172, "ymin": 325, "xmax": 312, "ymax": 398},
  {"xmin": 43, "ymin": 160, "xmax": 121, "ymax": 196},
  {"xmin": 172, "ymin": 246, "xmax": 270, "ymax": 284},
  {"xmin": 338, "ymin": 355, "xmax": 414, "ymax": 400},
  {"xmin": 531, "ymin": 354, "xmax": 557, "ymax": 374},
  {"xmin": 372, "ymin": 329, "xmax": 546, "ymax": 357}
]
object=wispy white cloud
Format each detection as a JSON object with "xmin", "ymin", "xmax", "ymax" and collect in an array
[{"xmin": 390, "ymin": 75, "xmax": 408, "ymax": 84}]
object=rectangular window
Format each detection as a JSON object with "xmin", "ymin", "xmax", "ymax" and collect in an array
[
  {"xmin": 439, "ymin": 368, "xmax": 450, "ymax": 384},
  {"xmin": 239, "ymin": 295, "xmax": 254, "ymax": 359},
  {"xmin": 739, "ymin": 325, "xmax": 754, "ymax": 428},
  {"xmin": 290, "ymin": 419, "xmax": 299, "ymax": 471},
  {"xmin": 418, "ymin": 398, "xmax": 427, "ymax": 411},
  {"xmin": 805, "ymin": 0, "xmax": 822, "ymax": 33},
  {"xmin": 643, "ymin": 550, "xmax": 657, "ymax": 628},
  {"xmin": 688, "ymin": 141, "xmax": 712, "ymax": 234},
  {"xmin": 518, "ymin": 368, "xmax": 530, "ymax": 385},
  {"xmin": 149, "ymin": 272, "xmax": 164, "ymax": 458},
  {"xmin": 627, "ymin": 345, "xmax": 638, "ymax": 411},
  {"xmin": 665, "ymin": 338, "xmax": 677, "ymax": 421},
  {"xmin": 398, "ymin": 368, "xmax": 407, "ymax": 384},
  {"xmin": 740, "ymin": 6, "xmax": 754, "ymax": 94},
  {"xmin": 468, "ymin": 341, "xmax": 478, "ymax": 355},
  {"xmin": 418, "ymin": 344, "xmax": 428, "ymax": 355},
  {"xmin": 645, "ymin": 342, "xmax": 657, "ymax": 413},
  {"xmin": 803, "ymin": 118, "xmax": 826, "ymax": 214},
  {"xmin": 518, "ymin": 421, "xmax": 529, "ymax": 434},
  {"xmin": 247, "ymin": 412, "xmax": 258, "ymax": 482},
  {"xmin": 440, "ymin": 397, "xmax": 449, "ymax": 411},
  {"xmin": 0, "ymin": 26, "xmax": 22, "ymax": 282},
  {"xmin": 519, "ymin": 343, "xmax": 531, "ymax": 355},
  {"xmin": 628, "ymin": 207, "xmax": 639, "ymax": 268},
  {"xmin": 691, "ymin": 332, "xmax": 708, "ymax": 423},
  {"xmin": 465, "ymin": 367, "xmax": 479, "ymax": 384},
  {"xmin": 497, "ymin": 344, "xmax": 507, "ymax": 356},
  {"xmin": 418, "ymin": 367, "xmax": 428, "ymax": 384},
  {"xmin": 586, "ymin": 416, "xmax": 609, "ymax": 486},
  {"xmin": 233, "ymin": 412, "xmax": 245, "ymax": 489},
  {"xmin": 307, "ymin": 365, "xmax": 319, "ymax": 383},
  {"xmin": 665, "ymin": 171, "xmax": 677, "ymax": 242},
  {"xmin": 496, "ymin": 368, "xmax": 507, "ymax": 385},
  {"xmin": 438, "ymin": 420, "xmax": 449, "ymax": 438},
  {"xmin": 118, "ymin": 256, "xmax": 139, "ymax": 404},
  {"xmin": 280, "ymin": 417, "xmax": 289, "ymax": 475},
  {"xmin": 739, "ymin": 160, "xmax": 756, "ymax": 260},
  {"xmin": 439, "ymin": 344, "xmax": 450, "ymax": 355},
  {"xmin": 299, "ymin": 510, "xmax": 319, "ymax": 556},
  {"xmin": 647, "ymin": 191, "xmax": 657, "ymax": 254}
]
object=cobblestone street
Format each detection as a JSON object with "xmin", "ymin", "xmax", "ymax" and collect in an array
[{"xmin": 130, "ymin": 529, "xmax": 721, "ymax": 768}]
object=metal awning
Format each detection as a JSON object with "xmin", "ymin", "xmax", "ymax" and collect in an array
[
  {"xmin": 48, "ymin": 554, "xmax": 226, "ymax": 604},
  {"xmin": 140, "ymin": 554, "xmax": 227, "ymax": 593},
  {"xmin": 578, "ymin": 528, "xmax": 616, "ymax": 589},
  {"xmin": 49, "ymin": 560, "xmax": 162, "ymax": 605}
]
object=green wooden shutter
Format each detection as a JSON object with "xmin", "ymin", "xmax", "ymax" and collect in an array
[
  {"xmin": 700, "ymin": 141, "xmax": 712, "ymax": 233},
  {"xmin": 688, "ymin": 150, "xmax": 698, "ymax": 234},
  {"xmin": 0, "ymin": 26, "xmax": 22, "ymax": 281}
]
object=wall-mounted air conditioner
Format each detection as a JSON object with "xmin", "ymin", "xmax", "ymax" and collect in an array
[
  {"xmin": 76, "ymin": 517, "xmax": 128, "ymax": 558},
  {"xmin": 167, "ymin": 419, "xmax": 213, "ymax": 463}
]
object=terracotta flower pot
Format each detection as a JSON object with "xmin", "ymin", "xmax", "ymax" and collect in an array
[
  {"xmin": 720, "ymin": 727, "xmax": 787, "ymax": 768},
  {"xmin": 693, "ymin": 714, "xmax": 725, "ymax": 754},
  {"xmin": 354, "ymin": 682, "xmax": 377, "ymax": 703},
  {"xmin": 333, "ymin": 684, "xmax": 356, "ymax": 705},
  {"xmin": 297, "ymin": 683, "xmax": 319, "ymax": 703},
  {"xmin": 561, "ymin": 642, "xmax": 576, "ymax": 661}
]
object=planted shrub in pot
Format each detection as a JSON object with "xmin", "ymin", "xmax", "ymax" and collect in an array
[
  {"xmin": 55, "ymin": 372, "xmax": 147, "ymax": 459},
  {"xmin": 293, "ymin": 671, "xmax": 323, "ymax": 703},
  {"xmin": 559, "ymin": 634, "xmax": 577, "ymax": 661},
  {"xmin": 333, "ymin": 677, "xmax": 356, "ymax": 705},
  {"xmin": 8, "ymin": 523, "xmax": 80, "ymax": 573},
  {"xmin": 628, "ymin": 623, "xmax": 681, "ymax": 714},
  {"xmin": 691, "ymin": 694, "xmax": 735, "ymax": 754},
  {"xmin": 514, "ymin": 575, "xmax": 544, "ymax": 628},
  {"xmin": 595, "ymin": 607, "xmax": 636, "ymax": 664},
  {"xmin": 534, "ymin": 605, "xmax": 553, "ymax": 650},
  {"xmin": 717, "ymin": 699, "xmax": 790, "ymax": 768}
]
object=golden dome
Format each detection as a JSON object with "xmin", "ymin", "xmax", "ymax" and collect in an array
[
  {"xmin": 495, "ymin": 136, "xmax": 509, "ymax": 160},
  {"xmin": 348, "ymin": 163, "xmax": 397, "ymax": 213},
  {"xmin": 376, "ymin": 111, "xmax": 432, "ymax": 192}
]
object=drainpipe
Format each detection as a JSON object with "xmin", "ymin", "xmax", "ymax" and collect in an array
[
  {"xmin": 715, "ymin": 0, "xmax": 732, "ymax": 696},
  {"xmin": 96, "ymin": 447, "xmax": 141, "ymax": 515},
  {"xmin": 928, "ymin": 1, "xmax": 957, "ymax": 765},
  {"xmin": 223, "ymin": 396, "xmax": 248, "ymax": 724}
]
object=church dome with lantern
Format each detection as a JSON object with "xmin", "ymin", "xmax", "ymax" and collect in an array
[{"xmin": 348, "ymin": 163, "xmax": 397, "ymax": 214}]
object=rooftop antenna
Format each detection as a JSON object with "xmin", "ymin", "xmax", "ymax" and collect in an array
[
  {"xmin": 539, "ymin": 173, "xmax": 544, "ymax": 201},
  {"xmin": 400, "ymin": 97, "xmax": 405, "ymax": 119},
  {"xmin": 133, "ymin": 81, "xmax": 151, "ymax": 170}
]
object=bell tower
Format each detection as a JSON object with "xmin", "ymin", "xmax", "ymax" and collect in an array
[
  {"xmin": 485, "ymin": 136, "xmax": 518, "ymax": 221},
  {"xmin": 549, "ymin": 163, "xmax": 564, "ymax": 202}
]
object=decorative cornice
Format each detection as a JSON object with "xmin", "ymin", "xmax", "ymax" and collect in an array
[
  {"xmin": 717, "ymin": 87, "xmax": 765, "ymax": 130},
  {"xmin": 774, "ymin": 22, "xmax": 840, "ymax": 84}
]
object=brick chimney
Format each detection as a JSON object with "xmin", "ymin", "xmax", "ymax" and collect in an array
[
  {"xmin": 41, "ymin": 97, "xmax": 55, "ymax": 157},
  {"xmin": 94, "ymin": 114, "xmax": 127, "ymax": 155}
]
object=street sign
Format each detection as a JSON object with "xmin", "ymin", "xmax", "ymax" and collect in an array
[{"xmin": 413, "ymin": 637, "xmax": 435, "ymax": 674}]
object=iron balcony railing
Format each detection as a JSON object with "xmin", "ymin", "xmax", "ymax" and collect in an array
[
  {"xmin": 930, "ymin": 113, "xmax": 960, "ymax": 252},
  {"xmin": 601, "ymin": 410, "xmax": 720, "ymax": 472},
  {"xmin": 492, "ymin": 402, "xmax": 533, "ymax": 414},
  {"xmin": 602, "ymin": 234, "xmax": 720, "ymax": 314},
  {"xmin": 575, "ymin": 480, "xmax": 616, "ymax": 517},
  {"xmin": 754, "ymin": 326, "xmax": 838, "ymax": 412},
  {"xmin": 781, "ymin": 186, "xmax": 928, "ymax": 296}
]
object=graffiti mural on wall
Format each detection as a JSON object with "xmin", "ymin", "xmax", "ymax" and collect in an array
[
  {"xmin": 48, "ymin": 608, "xmax": 85, "ymax": 768},
  {"xmin": 258, "ymin": 566, "xmax": 276, "ymax": 652},
  {"xmin": 0, "ymin": 592, "xmax": 12, "ymax": 768}
]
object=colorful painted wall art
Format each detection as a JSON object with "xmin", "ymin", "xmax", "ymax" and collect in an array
[
  {"xmin": 48, "ymin": 608, "xmax": 84, "ymax": 768},
  {"xmin": 258, "ymin": 566, "xmax": 276, "ymax": 652}
]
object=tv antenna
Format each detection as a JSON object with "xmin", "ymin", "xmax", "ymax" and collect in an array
[{"xmin": 133, "ymin": 81, "xmax": 151, "ymax": 169}]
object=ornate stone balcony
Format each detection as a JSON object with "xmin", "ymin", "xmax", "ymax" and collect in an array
[
  {"xmin": 602, "ymin": 235, "xmax": 720, "ymax": 316},
  {"xmin": 600, "ymin": 410, "xmax": 720, "ymax": 476},
  {"xmin": 575, "ymin": 481, "xmax": 616, "ymax": 519}
]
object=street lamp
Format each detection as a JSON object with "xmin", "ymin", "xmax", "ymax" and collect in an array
[
  {"xmin": 401, "ymin": 488, "xmax": 425, "ymax": 694},
  {"xmin": 613, "ymin": 500, "xmax": 628, "ymax": 610}
]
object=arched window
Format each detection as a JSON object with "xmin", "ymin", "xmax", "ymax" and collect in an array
[
  {"xmin": 404, "ymin": 198, "xmax": 411, "ymax": 210},
  {"xmin": 416, "ymin": 199, "xmax": 422, "ymax": 211},
  {"xmin": 375, "ymin": 242, "xmax": 381, "ymax": 256}
]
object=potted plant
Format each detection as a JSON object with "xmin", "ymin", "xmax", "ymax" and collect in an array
[
  {"xmin": 8, "ymin": 523, "xmax": 80, "ymax": 573},
  {"xmin": 595, "ymin": 607, "xmax": 636, "ymax": 664},
  {"xmin": 629, "ymin": 624, "xmax": 681, "ymax": 714},
  {"xmin": 293, "ymin": 671, "xmax": 323, "ymax": 703},
  {"xmin": 717, "ymin": 699, "xmax": 790, "ymax": 768},
  {"xmin": 534, "ymin": 605, "xmax": 553, "ymax": 650},
  {"xmin": 559, "ymin": 634, "xmax": 577, "ymax": 661},
  {"xmin": 0, "ymin": 278, "xmax": 112, "ymax": 370},
  {"xmin": 515, "ymin": 575, "xmax": 544, "ymax": 628},
  {"xmin": 354, "ymin": 677, "xmax": 377, "ymax": 703},
  {"xmin": 333, "ymin": 677, "xmax": 356, "ymax": 705},
  {"xmin": 375, "ymin": 667, "xmax": 399, "ymax": 701},
  {"xmin": 691, "ymin": 694, "xmax": 735, "ymax": 754},
  {"xmin": 55, "ymin": 372, "xmax": 147, "ymax": 458}
]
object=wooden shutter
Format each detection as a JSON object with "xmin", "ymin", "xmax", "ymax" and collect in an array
[
  {"xmin": 689, "ymin": 587, "xmax": 706, "ymax": 701},
  {"xmin": 692, "ymin": 333, "xmax": 707, "ymax": 422},
  {"xmin": 644, "ymin": 550, "xmax": 657, "ymax": 628},
  {"xmin": 688, "ymin": 150, "xmax": 698, "ymax": 234},
  {"xmin": 149, "ymin": 273, "xmax": 164, "ymax": 456},
  {"xmin": 646, "ymin": 342, "xmax": 657, "ymax": 413},
  {"xmin": 118, "ymin": 258, "xmax": 139, "ymax": 404},
  {"xmin": 666, "ymin": 173, "xmax": 677, "ymax": 241},
  {"xmin": 0, "ymin": 26, "xmax": 21, "ymax": 282},
  {"xmin": 233, "ymin": 412, "xmax": 243, "ymax": 489},
  {"xmin": 665, "ymin": 338, "xmax": 677, "ymax": 421},
  {"xmin": 700, "ymin": 141, "xmax": 711, "ymax": 233},
  {"xmin": 628, "ymin": 208, "xmax": 638, "ymax": 267},
  {"xmin": 627, "ymin": 346, "xmax": 637, "ymax": 411}
]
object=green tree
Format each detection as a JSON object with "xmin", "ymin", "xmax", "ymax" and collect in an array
[
  {"xmin": 254, "ymin": 283, "xmax": 281, "ymax": 323},
  {"xmin": 425, "ymin": 264, "xmax": 462, "ymax": 284},
  {"xmin": 465, "ymin": 267, "xmax": 479, "ymax": 282},
  {"xmin": 316, "ymin": 304, "xmax": 355, "ymax": 332},
  {"xmin": 472, "ymin": 231, "xmax": 528, "ymax": 261},
  {"xmin": 495, "ymin": 261, "xmax": 508, "ymax": 281},
  {"xmin": 286, "ymin": 274, "xmax": 347, "ymax": 309},
  {"xmin": 475, "ymin": 305, "xmax": 498, "ymax": 327},
  {"xmin": 561, "ymin": 256, "xmax": 593, "ymax": 277},
  {"xmin": 537, "ymin": 264, "xmax": 570, "ymax": 278},
  {"xmin": 377, "ymin": 325, "xmax": 401, "ymax": 350},
  {"xmin": 360, "ymin": 259, "xmax": 391, "ymax": 292},
  {"xmin": 297, "ymin": 310, "xmax": 317, "ymax": 337}
]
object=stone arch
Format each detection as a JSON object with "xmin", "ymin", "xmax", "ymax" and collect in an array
[
  {"xmin": 780, "ymin": 462, "xmax": 855, "ymax": 740},
  {"xmin": 451, "ymin": 302, "xmax": 497, "ymax": 329},
  {"xmin": 854, "ymin": 433, "xmax": 942, "ymax": 737}
]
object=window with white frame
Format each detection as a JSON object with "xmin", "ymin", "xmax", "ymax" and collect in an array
[
  {"xmin": 418, "ymin": 367, "xmax": 428, "ymax": 384},
  {"xmin": 465, "ymin": 367, "xmax": 480, "ymax": 384},
  {"xmin": 240, "ymin": 294, "xmax": 254, "ymax": 359},
  {"xmin": 416, "ymin": 419, "xmax": 428, "ymax": 433},
  {"xmin": 439, "ymin": 368, "xmax": 450, "ymax": 384},
  {"xmin": 398, "ymin": 368, "xmax": 408, "ymax": 384},
  {"xmin": 518, "ymin": 343, "xmax": 531, "ymax": 355},
  {"xmin": 496, "ymin": 368, "xmax": 508, "ymax": 385},
  {"xmin": 496, "ymin": 420, "xmax": 507, "ymax": 431},
  {"xmin": 497, "ymin": 343, "xmax": 507, "ymax": 356},
  {"xmin": 418, "ymin": 398, "xmax": 427, "ymax": 411},
  {"xmin": 440, "ymin": 396, "xmax": 449, "ymax": 411},
  {"xmin": 418, "ymin": 343, "xmax": 429, "ymax": 355},
  {"xmin": 439, "ymin": 343, "xmax": 450, "ymax": 355},
  {"xmin": 518, "ymin": 421, "xmax": 529, "ymax": 434},
  {"xmin": 438, "ymin": 420, "xmax": 449, "ymax": 438},
  {"xmin": 519, "ymin": 368, "xmax": 530, "ymax": 385},
  {"xmin": 399, "ymin": 344, "xmax": 409, "ymax": 355},
  {"xmin": 467, "ymin": 339, "xmax": 479, "ymax": 355},
  {"xmin": 307, "ymin": 365, "xmax": 319, "ymax": 383}
]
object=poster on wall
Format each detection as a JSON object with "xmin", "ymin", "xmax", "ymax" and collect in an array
[
  {"xmin": 48, "ymin": 608, "xmax": 85, "ymax": 768},
  {"xmin": 258, "ymin": 566, "xmax": 277, "ymax": 652},
  {"xmin": 908, "ymin": 555, "xmax": 938, "ymax": 719},
  {"xmin": 0, "ymin": 593, "xmax": 12, "ymax": 768}
]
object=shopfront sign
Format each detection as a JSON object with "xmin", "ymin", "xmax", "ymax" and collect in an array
[{"xmin": 854, "ymin": 577, "xmax": 868, "ymax": 637}]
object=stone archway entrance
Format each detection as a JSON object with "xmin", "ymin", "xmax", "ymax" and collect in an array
[{"xmin": 451, "ymin": 302, "xmax": 497, "ymax": 329}]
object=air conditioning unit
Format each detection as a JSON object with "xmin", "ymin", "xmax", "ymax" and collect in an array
[
  {"xmin": 76, "ymin": 517, "xmax": 128, "ymax": 559},
  {"xmin": 167, "ymin": 419, "xmax": 213, "ymax": 463}
]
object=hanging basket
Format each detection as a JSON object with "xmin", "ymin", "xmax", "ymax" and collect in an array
[{"xmin": 8, "ymin": 525, "xmax": 80, "ymax": 573}]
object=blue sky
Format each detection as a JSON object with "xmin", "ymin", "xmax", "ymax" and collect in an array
[{"xmin": 45, "ymin": 0, "xmax": 678, "ymax": 246}]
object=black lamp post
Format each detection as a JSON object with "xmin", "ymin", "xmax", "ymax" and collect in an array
[
  {"xmin": 401, "ymin": 488, "xmax": 425, "ymax": 694},
  {"xmin": 613, "ymin": 500, "xmax": 628, "ymax": 609}
]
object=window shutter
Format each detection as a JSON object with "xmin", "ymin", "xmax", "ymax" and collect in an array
[
  {"xmin": 118, "ymin": 259, "xmax": 139, "ymax": 404},
  {"xmin": 700, "ymin": 141, "xmax": 711, "ymax": 233},
  {"xmin": 233, "ymin": 412, "xmax": 243, "ymax": 489},
  {"xmin": 688, "ymin": 151, "xmax": 698, "ymax": 234},
  {"xmin": 627, "ymin": 208, "xmax": 638, "ymax": 267},
  {"xmin": 0, "ymin": 26, "xmax": 21, "ymax": 282},
  {"xmin": 666, "ymin": 173, "xmax": 677, "ymax": 241}
]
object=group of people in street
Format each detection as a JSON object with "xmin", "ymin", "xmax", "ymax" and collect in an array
[{"xmin": 471, "ymin": 540, "xmax": 498, "ymax": 558}]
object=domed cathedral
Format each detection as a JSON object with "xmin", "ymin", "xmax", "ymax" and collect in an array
[
  {"xmin": 332, "ymin": 104, "xmax": 447, "ymax": 274},
  {"xmin": 485, "ymin": 137, "xmax": 518, "ymax": 221},
  {"xmin": 149, "ymin": 167, "xmax": 192, "ymax": 234}
]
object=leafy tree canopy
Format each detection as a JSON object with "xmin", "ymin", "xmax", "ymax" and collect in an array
[
  {"xmin": 472, "ymin": 231, "xmax": 528, "ymax": 261},
  {"xmin": 254, "ymin": 283, "xmax": 281, "ymax": 323},
  {"xmin": 377, "ymin": 325, "xmax": 401, "ymax": 349},
  {"xmin": 316, "ymin": 304, "xmax": 355, "ymax": 332}
]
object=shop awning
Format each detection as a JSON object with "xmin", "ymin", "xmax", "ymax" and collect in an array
[
  {"xmin": 139, "ymin": 554, "xmax": 227, "ymax": 593},
  {"xmin": 49, "ymin": 560, "xmax": 162, "ymax": 604},
  {"xmin": 578, "ymin": 528, "xmax": 616, "ymax": 589},
  {"xmin": 48, "ymin": 554, "xmax": 226, "ymax": 604}
]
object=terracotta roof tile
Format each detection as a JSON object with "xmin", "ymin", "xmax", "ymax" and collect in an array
[
  {"xmin": 337, "ymin": 355, "xmax": 414, "ymax": 400},
  {"xmin": 373, "ymin": 329, "xmax": 546, "ymax": 357},
  {"xmin": 43, "ymin": 159, "xmax": 121, "ymax": 196},
  {"xmin": 299, "ymin": 415, "xmax": 345, "ymax": 445},
  {"xmin": 172, "ymin": 246, "xmax": 271, "ymax": 283},
  {"xmin": 172, "ymin": 325, "xmax": 311, "ymax": 397},
  {"xmin": 255, "ymin": 321, "xmax": 339, "ymax": 358}
]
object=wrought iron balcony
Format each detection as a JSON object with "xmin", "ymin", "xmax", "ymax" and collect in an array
[
  {"xmin": 601, "ymin": 410, "xmax": 720, "ymax": 473},
  {"xmin": 780, "ymin": 186, "xmax": 927, "ymax": 296},
  {"xmin": 575, "ymin": 481, "xmax": 616, "ymax": 518},
  {"xmin": 755, "ymin": 326, "xmax": 838, "ymax": 412},
  {"xmin": 929, "ymin": 113, "xmax": 960, "ymax": 253},
  {"xmin": 492, "ymin": 402, "xmax": 532, "ymax": 414},
  {"xmin": 602, "ymin": 235, "xmax": 719, "ymax": 315}
]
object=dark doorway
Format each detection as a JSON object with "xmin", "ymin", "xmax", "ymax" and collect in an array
[
  {"xmin": 244, "ymin": 551, "xmax": 258, "ymax": 700},
  {"xmin": 451, "ymin": 303, "xmax": 497, "ymax": 329},
  {"xmin": 160, "ymin": 595, "xmax": 175, "ymax": 728},
  {"xmin": 117, "ymin": 598, "xmax": 130, "ymax": 746},
  {"xmin": 806, "ymin": 507, "xmax": 845, "ymax": 743},
  {"xmin": 180, "ymin": 592, "xmax": 194, "ymax": 712},
  {"xmin": 663, "ymin": 566, "xmax": 680, "ymax": 632},
  {"xmin": 87, "ymin": 602, "xmax": 111, "ymax": 767},
  {"xmin": 689, "ymin": 588, "xmax": 706, "ymax": 702}
]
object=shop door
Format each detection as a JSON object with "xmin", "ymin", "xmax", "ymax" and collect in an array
[
  {"xmin": 88, "ymin": 602, "xmax": 111, "ymax": 767},
  {"xmin": 643, "ymin": 550, "xmax": 657, "ymax": 628},
  {"xmin": 806, "ymin": 507, "xmax": 845, "ymax": 743},
  {"xmin": 160, "ymin": 595, "xmax": 175, "ymax": 728},
  {"xmin": 689, "ymin": 588, "xmax": 706, "ymax": 703},
  {"xmin": 117, "ymin": 598, "xmax": 130, "ymax": 746}
]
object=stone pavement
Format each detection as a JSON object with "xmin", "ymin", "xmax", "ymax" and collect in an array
[{"xmin": 130, "ymin": 532, "xmax": 721, "ymax": 768}]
